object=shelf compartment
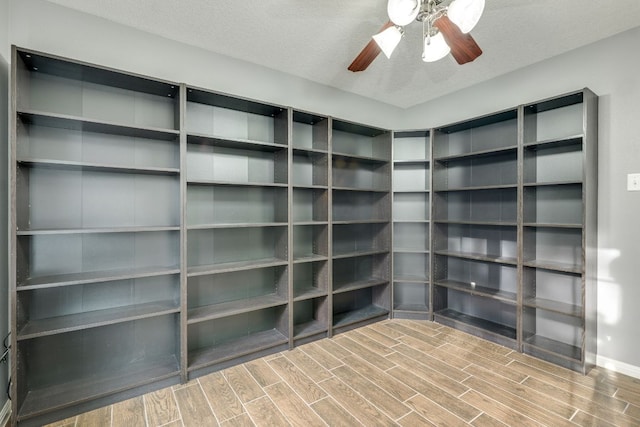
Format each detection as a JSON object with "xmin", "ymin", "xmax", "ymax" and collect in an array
[
  {"xmin": 433, "ymin": 110, "xmax": 517, "ymax": 159},
  {"xmin": 433, "ymin": 188, "xmax": 517, "ymax": 224},
  {"xmin": 522, "ymin": 306, "xmax": 584, "ymax": 361},
  {"xmin": 434, "ymin": 223, "xmax": 517, "ymax": 264},
  {"xmin": 16, "ymin": 230, "xmax": 179, "ymax": 289},
  {"xmin": 16, "ymin": 314, "xmax": 180, "ymax": 421},
  {"xmin": 393, "ymin": 162, "xmax": 430, "ymax": 192},
  {"xmin": 332, "ymin": 157, "xmax": 390, "ymax": 191},
  {"xmin": 434, "ymin": 255, "xmax": 517, "ymax": 302},
  {"xmin": 433, "ymin": 150, "xmax": 517, "ymax": 191},
  {"xmin": 524, "ymin": 184, "xmax": 583, "ymax": 226},
  {"xmin": 332, "ymin": 222, "xmax": 390, "ymax": 257},
  {"xmin": 433, "ymin": 287, "xmax": 517, "ymax": 346},
  {"xmin": 293, "ymin": 224, "xmax": 328, "ymax": 261},
  {"xmin": 293, "ymin": 150, "xmax": 328, "ymax": 187},
  {"xmin": 292, "ymin": 188, "xmax": 328, "ymax": 223},
  {"xmin": 293, "ymin": 297, "xmax": 328, "ymax": 340},
  {"xmin": 524, "ymin": 138, "xmax": 583, "ymax": 184},
  {"xmin": 292, "ymin": 111, "xmax": 329, "ymax": 151},
  {"xmin": 16, "ymin": 165, "xmax": 179, "ymax": 231},
  {"xmin": 393, "ymin": 130, "xmax": 430, "ymax": 161},
  {"xmin": 523, "ymin": 226, "xmax": 583, "ymax": 273},
  {"xmin": 187, "ymin": 185, "xmax": 287, "ymax": 226},
  {"xmin": 333, "ymin": 252, "xmax": 389, "ymax": 293},
  {"xmin": 333, "ymin": 190, "xmax": 390, "ymax": 222},
  {"xmin": 523, "ymin": 267, "xmax": 582, "ymax": 317},
  {"xmin": 332, "ymin": 120, "xmax": 390, "ymax": 161},
  {"xmin": 16, "ymin": 50, "xmax": 179, "ymax": 131},
  {"xmin": 188, "ymin": 306, "xmax": 288, "ymax": 371},
  {"xmin": 394, "ymin": 222, "xmax": 429, "ymax": 252},
  {"xmin": 17, "ymin": 273, "xmax": 179, "ymax": 339},
  {"xmin": 523, "ymin": 92, "xmax": 585, "ymax": 144},
  {"xmin": 187, "ymin": 265, "xmax": 287, "ymax": 324},
  {"xmin": 293, "ymin": 260, "xmax": 328, "ymax": 300},
  {"xmin": 186, "ymin": 140, "xmax": 287, "ymax": 185},
  {"xmin": 186, "ymin": 88, "xmax": 287, "ymax": 146},
  {"xmin": 187, "ymin": 226, "xmax": 287, "ymax": 273},
  {"xmin": 393, "ymin": 282, "xmax": 429, "ymax": 318},
  {"xmin": 394, "ymin": 252, "xmax": 429, "ymax": 282},
  {"xmin": 332, "ymin": 285, "xmax": 390, "ymax": 330},
  {"xmin": 393, "ymin": 192, "xmax": 429, "ymax": 222}
]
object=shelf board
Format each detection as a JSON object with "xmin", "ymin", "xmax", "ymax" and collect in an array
[
  {"xmin": 332, "ymin": 249, "xmax": 389, "ymax": 260},
  {"xmin": 17, "ymin": 158, "xmax": 179, "ymax": 175},
  {"xmin": 188, "ymin": 329, "xmax": 288, "ymax": 372},
  {"xmin": 292, "ymin": 184, "xmax": 329, "ymax": 190},
  {"xmin": 17, "ymin": 226, "xmax": 180, "ymax": 236},
  {"xmin": 523, "ymin": 298, "xmax": 582, "ymax": 317},
  {"xmin": 432, "ymin": 220, "xmax": 518, "ymax": 227},
  {"xmin": 187, "ymin": 133, "xmax": 287, "ymax": 152},
  {"xmin": 332, "ymin": 186, "xmax": 390, "ymax": 193},
  {"xmin": 393, "ymin": 303, "xmax": 429, "ymax": 312},
  {"xmin": 332, "ymin": 152, "xmax": 389, "ymax": 164},
  {"xmin": 393, "ymin": 276, "xmax": 429, "ymax": 284},
  {"xmin": 294, "ymin": 320, "xmax": 328, "ymax": 340},
  {"xmin": 333, "ymin": 277, "xmax": 388, "ymax": 294},
  {"xmin": 523, "ymin": 259, "xmax": 582, "ymax": 274},
  {"xmin": 18, "ymin": 266, "xmax": 180, "ymax": 291},
  {"xmin": 434, "ymin": 280, "xmax": 517, "ymax": 303},
  {"xmin": 187, "ymin": 179, "xmax": 287, "ymax": 188},
  {"xmin": 393, "ymin": 220, "xmax": 430, "ymax": 224},
  {"xmin": 292, "ymin": 147, "xmax": 329, "ymax": 156},
  {"xmin": 18, "ymin": 301, "xmax": 179, "ymax": 341},
  {"xmin": 292, "ymin": 220, "xmax": 329, "ymax": 226},
  {"xmin": 17, "ymin": 110, "xmax": 179, "ymax": 141},
  {"xmin": 523, "ymin": 134, "xmax": 583, "ymax": 150},
  {"xmin": 17, "ymin": 355, "xmax": 179, "ymax": 421},
  {"xmin": 434, "ymin": 184, "xmax": 517, "ymax": 192},
  {"xmin": 434, "ymin": 308, "xmax": 517, "ymax": 340},
  {"xmin": 523, "ymin": 334, "xmax": 582, "ymax": 361},
  {"xmin": 293, "ymin": 288, "xmax": 328, "ymax": 301},
  {"xmin": 522, "ymin": 222, "xmax": 583, "ymax": 229},
  {"xmin": 434, "ymin": 145, "xmax": 517, "ymax": 162},
  {"xmin": 187, "ymin": 222, "xmax": 287, "ymax": 230},
  {"xmin": 187, "ymin": 258, "xmax": 288, "ymax": 277},
  {"xmin": 187, "ymin": 294, "xmax": 287, "ymax": 324},
  {"xmin": 332, "ymin": 219, "xmax": 389, "ymax": 225},
  {"xmin": 393, "ymin": 248, "xmax": 429, "ymax": 254},
  {"xmin": 293, "ymin": 254, "xmax": 329, "ymax": 263},
  {"xmin": 393, "ymin": 159, "xmax": 430, "ymax": 164},
  {"xmin": 523, "ymin": 180, "xmax": 583, "ymax": 187},
  {"xmin": 434, "ymin": 250, "xmax": 517, "ymax": 265},
  {"xmin": 333, "ymin": 305, "xmax": 389, "ymax": 329},
  {"xmin": 393, "ymin": 188, "xmax": 429, "ymax": 193}
]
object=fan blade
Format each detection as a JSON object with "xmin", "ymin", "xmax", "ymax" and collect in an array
[
  {"xmin": 434, "ymin": 15, "xmax": 482, "ymax": 65},
  {"xmin": 348, "ymin": 21, "xmax": 394, "ymax": 72}
]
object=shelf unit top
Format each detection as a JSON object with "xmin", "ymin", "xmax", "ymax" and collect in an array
[
  {"xmin": 186, "ymin": 86, "xmax": 285, "ymax": 116},
  {"xmin": 332, "ymin": 118, "xmax": 388, "ymax": 137},
  {"xmin": 435, "ymin": 109, "xmax": 517, "ymax": 134},
  {"xmin": 524, "ymin": 90, "xmax": 585, "ymax": 114}
]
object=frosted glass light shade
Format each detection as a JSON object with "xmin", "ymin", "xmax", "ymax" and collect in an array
[
  {"xmin": 448, "ymin": 0, "xmax": 485, "ymax": 33},
  {"xmin": 373, "ymin": 26, "xmax": 403, "ymax": 59},
  {"xmin": 387, "ymin": 0, "xmax": 420, "ymax": 26},
  {"xmin": 422, "ymin": 32, "xmax": 450, "ymax": 62}
]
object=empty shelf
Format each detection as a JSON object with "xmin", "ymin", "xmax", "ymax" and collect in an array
[
  {"xmin": 435, "ymin": 280, "xmax": 517, "ymax": 303},
  {"xmin": 523, "ymin": 298, "xmax": 582, "ymax": 317},
  {"xmin": 293, "ymin": 287, "xmax": 327, "ymax": 301},
  {"xmin": 17, "ymin": 158, "xmax": 180, "ymax": 175},
  {"xmin": 434, "ymin": 145, "xmax": 517, "ymax": 162},
  {"xmin": 523, "ymin": 259, "xmax": 582, "ymax": 274},
  {"xmin": 435, "ymin": 250, "xmax": 517, "ymax": 265},
  {"xmin": 187, "ymin": 179, "xmax": 287, "ymax": 188},
  {"xmin": 294, "ymin": 320, "xmax": 328, "ymax": 339},
  {"xmin": 333, "ymin": 278, "xmax": 388, "ymax": 294},
  {"xmin": 17, "ymin": 226, "xmax": 180, "ymax": 235},
  {"xmin": 187, "ymin": 133, "xmax": 287, "ymax": 152},
  {"xmin": 333, "ymin": 305, "xmax": 389, "ymax": 329},
  {"xmin": 187, "ymin": 294, "xmax": 288, "ymax": 324},
  {"xmin": 523, "ymin": 335, "xmax": 582, "ymax": 361},
  {"xmin": 293, "ymin": 254, "xmax": 329, "ymax": 263},
  {"xmin": 187, "ymin": 222, "xmax": 288, "ymax": 230},
  {"xmin": 393, "ymin": 303, "xmax": 429, "ymax": 312},
  {"xmin": 523, "ymin": 134, "xmax": 583, "ymax": 149},
  {"xmin": 187, "ymin": 258, "xmax": 288, "ymax": 277},
  {"xmin": 434, "ymin": 308, "xmax": 517, "ymax": 340},
  {"xmin": 332, "ymin": 249, "xmax": 388, "ymax": 260},
  {"xmin": 332, "ymin": 152, "xmax": 389, "ymax": 164}
]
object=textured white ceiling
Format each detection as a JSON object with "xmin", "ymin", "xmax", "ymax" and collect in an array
[{"xmin": 46, "ymin": 0, "xmax": 640, "ymax": 108}]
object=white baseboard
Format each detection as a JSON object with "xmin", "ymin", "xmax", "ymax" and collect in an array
[
  {"xmin": 0, "ymin": 399, "xmax": 10, "ymax": 427},
  {"xmin": 597, "ymin": 355, "xmax": 640, "ymax": 379}
]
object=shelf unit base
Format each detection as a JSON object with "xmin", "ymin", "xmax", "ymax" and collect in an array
[{"xmin": 434, "ymin": 309, "xmax": 517, "ymax": 350}]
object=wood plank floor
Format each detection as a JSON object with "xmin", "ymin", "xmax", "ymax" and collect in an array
[{"xmin": 46, "ymin": 320, "xmax": 640, "ymax": 427}]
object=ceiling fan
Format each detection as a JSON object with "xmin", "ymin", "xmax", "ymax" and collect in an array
[{"xmin": 348, "ymin": 0, "xmax": 484, "ymax": 72}]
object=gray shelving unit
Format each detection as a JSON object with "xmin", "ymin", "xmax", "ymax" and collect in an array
[
  {"xmin": 432, "ymin": 109, "xmax": 520, "ymax": 349},
  {"xmin": 392, "ymin": 131, "xmax": 431, "ymax": 319},
  {"xmin": 331, "ymin": 120, "xmax": 392, "ymax": 333},
  {"xmin": 10, "ymin": 47, "xmax": 182, "ymax": 426},
  {"xmin": 520, "ymin": 90, "xmax": 598, "ymax": 373}
]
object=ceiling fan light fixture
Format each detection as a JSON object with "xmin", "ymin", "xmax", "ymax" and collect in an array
[
  {"xmin": 373, "ymin": 25, "xmax": 404, "ymax": 59},
  {"xmin": 387, "ymin": 0, "xmax": 421, "ymax": 26},
  {"xmin": 447, "ymin": 0, "xmax": 485, "ymax": 33},
  {"xmin": 422, "ymin": 31, "xmax": 450, "ymax": 62}
]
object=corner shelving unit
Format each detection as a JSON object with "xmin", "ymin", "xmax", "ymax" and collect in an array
[
  {"xmin": 184, "ymin": 87, "xmax": 290, "ymax": 378},
  {"xmin": 432, "ymin": 109, "xmax": 520, "ymax": 349},
  {"xmin": 520, "ymin": 89, "xmax": 598, "ymax": 373},
  {"xmin": 330, "ymin": 119, "xmax": 392, "ymax": 333},
  {"xmin": 10, "ymin": 47, "xmax": 182, "ymax": 426},
  {"xmin": 392, "ymin": 130, "xmax": 431, "ymax": 319}
]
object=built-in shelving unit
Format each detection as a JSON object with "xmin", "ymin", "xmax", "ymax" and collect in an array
[
  {"xmin": 392, "ymin": 131, "xmax": 431, "ymax": 319},
  {"xmin": 11, "ymin": 48, "xmax": 182, "ymax": 426},
  {"xmin": 331, "ymin": 120, "xmax": 392, "ymax": 333},
  {"xmin": 432, "ymin": 109, "xmax": 520, "ymax": 349},
  {"xmin": 520, "ymin": 90, "xmax": 598, "ymax": 373}
]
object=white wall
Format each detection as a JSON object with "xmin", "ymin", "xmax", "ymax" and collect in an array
[
  {"xmin": 401, "ymin": 26, "xmax": 640, "ymax": 374},
  {"xmin": 7, "ymin": 0, "xmax": 640, "ymax": 375}
]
